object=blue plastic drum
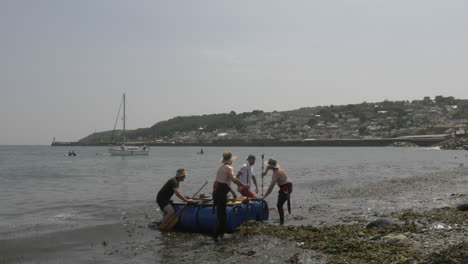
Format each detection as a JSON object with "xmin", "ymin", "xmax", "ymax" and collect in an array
[
  {"xmin": 197, "ymin": 205, "xmax": 217, "ymax": 233},
  {"xmin": 251, "ymin": 200, "xmax": 269, "ymax": 221},
  {"xmin": 240, "ymin": 203, "xmax": 257, "ymax": 220},
  {"xmin": 225, "ymin": 205, "xmax": 248, "ymax": 233}
]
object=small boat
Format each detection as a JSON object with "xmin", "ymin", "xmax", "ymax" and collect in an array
[
  {"xmin": 108, "ymin": 145, "xmax": 149, "ymax": 156},
  {"xmin": 172, "ymin": 198, "xmax": 268, "ymax": 233},
  {"xmin": 108, "ymin": 93, "xmax": 149, "ymax": 156}
]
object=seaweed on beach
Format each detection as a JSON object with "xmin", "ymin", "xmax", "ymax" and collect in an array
[
  {"xmin": 425, "ymin": 241, "xmax": 468, "ymax": 264},
  {"xmin": 239, "ymin": 221, "xmax": 423, "ymax": 264},
  {"xmin": 394, "ymin": 207, "xmax": 468, "ymax": 225}
]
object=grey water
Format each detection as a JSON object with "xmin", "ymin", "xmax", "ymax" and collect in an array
[{"xmin": 0, "ymin": 146, "xmax": 466, "ymax": 263}]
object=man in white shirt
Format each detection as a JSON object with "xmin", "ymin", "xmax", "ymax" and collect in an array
[{"xmin": 236, "ymin": 154, "xmax": 259, "ymax": 198}]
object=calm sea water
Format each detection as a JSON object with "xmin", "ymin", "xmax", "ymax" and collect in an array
[{"xmin": 0, "ymin": 146, "xmax": 466, "ymax": 263}]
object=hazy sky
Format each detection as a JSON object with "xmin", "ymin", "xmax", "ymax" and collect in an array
[{"xmin": 1, "ymin": 0, "xmax": 468, "ymax": 145}]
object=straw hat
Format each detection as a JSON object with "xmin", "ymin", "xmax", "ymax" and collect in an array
[
  {"xmin": 264, "ymin": 158, "xmax": 280, "ymax": 169},
  {"xmin": 176, "ymin": 168, "xmax": 187, "ymax": 177},
  {"xmin": 221, "ymin": 152, "xmax": 237, "ymax": 163}
]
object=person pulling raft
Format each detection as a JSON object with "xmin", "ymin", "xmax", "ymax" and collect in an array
[
  {"xmin": 154, "ymin": 168, "xmax": 195, "ymax": 229},
  {"xmin": 212, "ymin": 152, "xmax": 247, "ymax": 242},
  {"xmin": 261, "ymin": 158, "xmax": 292, "ymax": 225},
  {"xmin": 235, "ymin": 154, "xmax": 259, "ymax": 198}
]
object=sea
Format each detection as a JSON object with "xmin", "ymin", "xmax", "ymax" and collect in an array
[{"xmin": 0, "ymin": 145, "xmax": 466, "ymax": 263}]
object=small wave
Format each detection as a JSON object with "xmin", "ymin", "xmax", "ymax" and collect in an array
[
  {"xmin": 423, "ymin": 146, "xmax": 441, "ymax": 150},
  {"xmin": 51, "ymin": 213, "xmax": 75, "ymax": 221}
]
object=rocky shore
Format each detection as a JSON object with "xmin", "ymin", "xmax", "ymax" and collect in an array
[
  {"xmin": 233, "ymin": 164, "xmax": 468, "ymax": 264},
  {"xmin": 435, "ymin": 137, "xmax": 468, "ymax": 150},
  {"xmin": 240, "ymin": 204, "xmax": 467, "ymax": 264}
]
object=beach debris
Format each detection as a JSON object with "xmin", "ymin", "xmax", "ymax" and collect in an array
[
  {"xmin": 288, "ymin": 252, "xmax": 300, "ymax": 264},
  {"xmin": 290, "ymin": 215, "xmax": 306, "ymax": 221},
  {"xmin": 430, "ymin": 222, "xmax": 452, "ymax": 230},
  {"xmin": 456, "ymin": 203, "xmax": 468, "ymax": 211},
  {"xmin": 238, "ymin": 250, "xmax": 255, "ymax": 256},
  {"xmin": 382, "ymin": 234, "xmax": 411, "ymax": 246},
  {"xmin": 366, "ymin": 218, "xmax": 395, "ymax": 228},
  {"xmin": 425, "ymin": 241, "xmax": 468, "ymax": 264},
  {"xmin": 395, "ymin": 207, "xmax": 468, "ymax": 225}
]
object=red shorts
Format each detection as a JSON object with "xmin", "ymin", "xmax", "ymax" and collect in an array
[{"xmin": 240, "ymin": 187, "xmax": 255, "ymax": 198}]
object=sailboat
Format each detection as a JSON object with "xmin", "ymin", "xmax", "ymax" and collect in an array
[{"xmin": 108, "ymin": 94, "xmax": 150, "ymax": 156}]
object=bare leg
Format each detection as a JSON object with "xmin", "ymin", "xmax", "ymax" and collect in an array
[{"xmin": 161, "ymin": 204, "xmax": 175, "ymax": 225}]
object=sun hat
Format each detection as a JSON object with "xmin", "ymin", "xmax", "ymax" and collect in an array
[
  {"xmin": 176, "ymin": 168, "xmax": 187, "ymax": 177},
  {"xmin": 221, "ymin": 152, "xmax": 237, "ymax": 163},
  {"xmin": 246, "ymin": 154, "xmax": 256, "ymax": 160},
  {"xmin": 264, "ymin": 158, "xmax": 280, "ymax": 169}
]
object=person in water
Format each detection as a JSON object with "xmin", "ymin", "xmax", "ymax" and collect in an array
[
  {"xmin": 261, "ymin": 158, "xmax": 292, "ymax": 225},
  {"xmin": 212, "ymin": 152, "xmax": 247, "ymax": 242},
  {"xmin": 156, "ymin": 168, "xmax": 195, "ymax": 228},
  {"xmin": 235, "ymin": 154, "xmax": 259, "ymax": 198}
]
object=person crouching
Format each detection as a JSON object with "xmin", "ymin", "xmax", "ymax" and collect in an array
[{"xmin": 156, "ymin": 168, "xmax": 195, "ymax": 230}]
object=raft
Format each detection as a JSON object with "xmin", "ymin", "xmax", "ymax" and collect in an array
[{"xmin": 172, "ymin": 199, "xmax": 268, "ymax": 233}]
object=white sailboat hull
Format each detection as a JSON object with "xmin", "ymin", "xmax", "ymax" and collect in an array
[{"xmin": 108, "ymin": 146, "xmax": 150, "ymax": 156}]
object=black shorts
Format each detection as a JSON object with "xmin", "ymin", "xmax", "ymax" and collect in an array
[
  {"xmin": 213, "ymin": 182, "xmax": 229, "ymax": 205},
  {"xmin": 278, "ymin": 182, "xmax": 293, "ymax": 206},
  {"xmin": 157, "ymin": 199, "xmax": 171, "ymax": 211}
]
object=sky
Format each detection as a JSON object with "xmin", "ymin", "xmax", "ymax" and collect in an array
[{"xmin": 1, "ymin": 0, "xmax": 468, "ymax": 145}]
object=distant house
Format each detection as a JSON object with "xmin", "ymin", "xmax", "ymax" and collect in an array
[{"xmin": 346, "ymin": 118, "xmax": 360, "ymax": 124}]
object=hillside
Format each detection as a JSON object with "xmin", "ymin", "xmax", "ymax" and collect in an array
[{"xmin": 77, "ymin": 96, "xmax": 468, "ymax": 145}]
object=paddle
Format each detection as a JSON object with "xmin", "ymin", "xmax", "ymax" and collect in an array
[{"xmin": 159, "ymin": 180, "xmax": 208, "ymax": 231}]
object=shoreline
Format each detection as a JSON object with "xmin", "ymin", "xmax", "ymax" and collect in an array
[{"xmin": 51, "ymin": 138, "xmax": 445, "ymax": 147}]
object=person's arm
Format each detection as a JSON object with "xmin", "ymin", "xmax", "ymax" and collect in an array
[
  {"xmin": 229, "ymin": 167, "xmax": 247, "ymax": 189},
  {"xmin": 262, "ymin": 174, "xmax": 277, "ymax": 199},
  {"xmin": 235, "ymin": 170, "xmax": 242, "ymax": 180},
  {"xmin": 261, "ymin": 167, "xmax": 270, "ymax": 177},
  {"xmin": 252, "ymin": 176, "xmax": 259, "ymax": 193},
  {"xmin": 174, "ymin": 188, "xmax": 195, "ymax": 203},
  {"xmin": 229, "ymin": 187, "xmax": 237, "ymax": 199}
]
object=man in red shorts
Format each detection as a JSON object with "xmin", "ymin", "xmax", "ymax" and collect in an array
[{"xmin": 235, "ymin": 154, "xmax": 259, "ymax": 198}]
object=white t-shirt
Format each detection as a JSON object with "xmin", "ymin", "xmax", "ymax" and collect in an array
[{"xmin": 238, "ymin": 163, "xmax": 254, "ymax": 187}]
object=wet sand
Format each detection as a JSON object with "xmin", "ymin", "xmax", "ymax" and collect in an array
[{"xmin": 1, "ymin": 167, "xmax": 466, "ymax": 263}]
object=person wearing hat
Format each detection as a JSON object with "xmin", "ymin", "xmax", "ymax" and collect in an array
[
  {"xmin": 155, "ymin": 168, "xmax": 195, "ymax": 228},
  {"xmin": 235, "ymin": 154, "xmax": 259, "ymax": 198},
  {"xmin": 212, "ymin": 152, "xmax": 247, "ymax": 241},
  {"xmin": 261, "ymin": 158, "xmax": 292, "ymax": 225}
]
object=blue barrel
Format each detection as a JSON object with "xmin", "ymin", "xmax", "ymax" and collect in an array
[
  {"xmin": 225, "ymin": 205, "xmax": 248, "ymax": 233},
  {"xmin": 197, "ymin": 205, "xmax": 217, "ymax": 233},
  {"xmin": 197, "ymin": 204, "xmax": 248, "ymax": 233},
  {"xmin": 251, "ymin": 200, "xmax": 269, "ymax": 221},
  {"xmin": 241, "ymin": 203, "xmax": 256, "ymax": 220},
  {"xmin": 171, "ymin": 203, "xmax": 251, "ymax": 233},
  {"xmin": 172, "ymin": 204, "xmax": 200, "ymax": 232}
]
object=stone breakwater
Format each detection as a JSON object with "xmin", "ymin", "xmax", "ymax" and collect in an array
[{"xmin": 435, "ymin": 137, "xmax": 468, "ymax": 150}]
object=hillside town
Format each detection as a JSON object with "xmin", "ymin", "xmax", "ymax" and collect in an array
[{"xmin": 148, "ymin": 96, "xmax": 468, "ymax": 144}]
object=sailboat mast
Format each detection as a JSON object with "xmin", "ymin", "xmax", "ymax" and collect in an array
[{"xmin": 123, "ymin": 93, "xmax": 126, "ymax": 134}]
